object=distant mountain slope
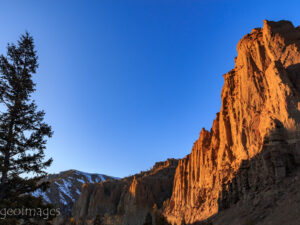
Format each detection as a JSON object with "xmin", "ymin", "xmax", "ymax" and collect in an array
[{"xmin": 32, "ymin": 170, "xmax": 117, "ymax": 215}]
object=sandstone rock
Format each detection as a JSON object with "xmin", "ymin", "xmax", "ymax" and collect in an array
[{"xmin": 164, "ymin": 20, "xmax": 300, "ymax": 224}]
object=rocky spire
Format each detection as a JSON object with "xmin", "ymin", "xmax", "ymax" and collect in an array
[{"xmin": 164, "ymin": 20, "xmax": 300, "ymax": 224}]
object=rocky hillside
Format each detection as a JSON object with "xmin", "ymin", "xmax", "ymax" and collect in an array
[
  {"xmin": 164, "ymin": 20, "xmax": 300, "ymax": 225},
  {"xmin": 32, "ymin": 170, "xmax": 116, "ymax": 215},
  {"xmin": 68, "ymin": 159, "xmax": 178, "ymax": 225}
]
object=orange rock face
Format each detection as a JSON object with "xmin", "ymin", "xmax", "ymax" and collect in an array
[
  {"xmin": 71, "ymin": 159, "xmax": 178, "ymax": 225},
  {"xmin": 164, "ymin": 20, "xmax": 300, "ymax": 224}
]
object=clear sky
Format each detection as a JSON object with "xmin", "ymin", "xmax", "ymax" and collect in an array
[{"xmin": 0, "ymin": 0, "xmax": 300, "ymax": 177}]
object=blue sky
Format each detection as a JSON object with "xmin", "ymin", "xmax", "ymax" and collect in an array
[{"xmin": 0, "ymin": 0, "xmax": 300, "ymax": 177}]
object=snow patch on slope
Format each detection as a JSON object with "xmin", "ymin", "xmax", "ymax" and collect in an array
[
  {"xmin": 56, "ymin": 180, "xmax": 75, "ymax": 203},
  {"xmin": 32, "ymin": 189, "xmax": 51, "ymax": 203},
  {"xmin": 32, "ymin": 170, "xmax": 117, "ymax": 206}
]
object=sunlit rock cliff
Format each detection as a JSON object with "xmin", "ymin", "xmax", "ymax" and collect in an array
[
  {"xmin": 69, "ymin": 159, "xmax": 178, "ymax": 225},
  {"xmin": 164, "ymin": 20, "xmax": 300, "ymax": 224}
]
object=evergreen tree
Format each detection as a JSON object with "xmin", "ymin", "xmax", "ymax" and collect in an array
[
  {"xmin": 143, "ymin": 212, "xmax": 152, "ymax": 225},
  {"xmin": 94, "ymin": 214, "xmax": 102, "ymax": 225},
  {"xmin": 0, "ymin": 33, "xmax": 53, "ymax": 224}
]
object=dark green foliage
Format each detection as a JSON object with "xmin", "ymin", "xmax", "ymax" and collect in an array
[
  {"xmin": 245, "ymin": 218, "xmax": 255, "ymax": 225},
  {"xmin": 143, "ymin": 212, "xmax": 152, "ymax": 225},
  {"xmin": 94, "ymin": 214, "xmax": 102, "ymax": 225},
  {"xmin": 0, "ymin": 33, "xmax": 53, "ymax": 224}
]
